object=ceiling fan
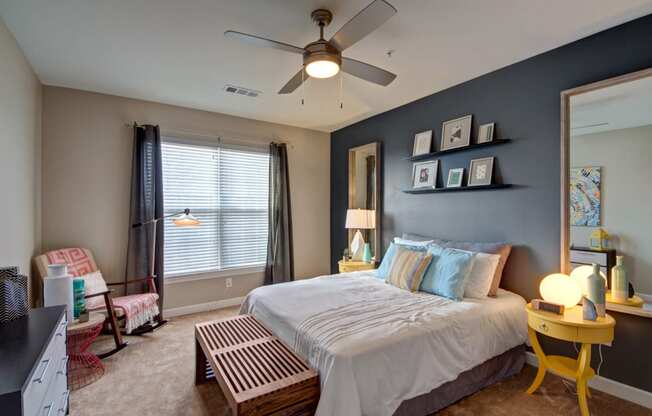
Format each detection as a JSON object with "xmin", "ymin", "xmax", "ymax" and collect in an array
[{"xmin": 225, "ymin": 0, "xmax": 397, "ymax": 94}]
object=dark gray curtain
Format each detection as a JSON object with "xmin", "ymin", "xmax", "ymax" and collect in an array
[
  {"xmin": 265, "ymin": 143, "xmax": 294, "ymax": 285},
  {"xmin": 125, "ymin": 124, "xmax": 164, "ymax": 303}
]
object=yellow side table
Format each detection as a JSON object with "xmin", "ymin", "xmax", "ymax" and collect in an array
[
  {"xmin": 525, "ymin": 303, "xmax": 615, "ymax": 416},
  {"xmin": 338, "ymin": 260, "xmax": 375, "ymax": 273}
]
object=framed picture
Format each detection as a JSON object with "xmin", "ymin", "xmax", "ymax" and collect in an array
[
  {"xmin": 441, "ymin": 115, "xmax": 472, "ymax": 151},
  {"xmin": 477, "ymin": 122, "xmax": 495, "ymax": 144},
  {"xmin": 570, "ymin": 167, "xmax": 601, "ymax": 226},
  {"xmin": 446, "ymin": 168, "xmax": 464, "ymax": 188},
  {"xmin": 468, "ymin": 157, "xmax": 494, "ymax": 186},
  {"xmin": 412, "ymin": 160, "xmax": 438, "ymax": 189},
  {"xmin": 412, "ymin": 130, "xmax": 433, "ymax": 156}
]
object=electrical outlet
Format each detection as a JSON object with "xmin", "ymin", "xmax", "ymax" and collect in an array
[{"xmin": 225, "ymin": 277, "xmax": 233, "ymax": 288}]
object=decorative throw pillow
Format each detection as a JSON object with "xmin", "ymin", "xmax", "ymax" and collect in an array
[
  {"xmin": 402, "ymin": 233, "xmax": 511, "ymax": 297},
  {"xmin": 376, "ymin": 242, "xmax": 426, "ymax": 280},
  {"xmin": 386, "ymin": 247, "xmax": 433, "ymax": 292},
  {"xmin": 420, "ymin": 245, "xmax": 476, "ymax": 301},
  {"xmin": 81, "ymin": 270, "xmax": 109, "ymax": 310},
  {"xmin": 463, "ymin": 252, "xmax": 501, "ymax": 298}
]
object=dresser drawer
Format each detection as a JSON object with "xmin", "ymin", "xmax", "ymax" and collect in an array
[
  {"xmin": 37, "ymin": 367, "xmax": 69, "ymax": 416},
  {"xmin": 570, "ymin": 250, "xmax": 608, "ymax": 266},
  {"xmin": 23, "ymin": 315, "xmax": 67, "ymax": 416},
  {"xmin": 528, "ymin": 314, "xmax": 578, "ymax": 342}
]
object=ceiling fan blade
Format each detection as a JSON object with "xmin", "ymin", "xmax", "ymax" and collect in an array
[
  {"xmin": 341, "ymin": 57, "xmax": 396, "ymax": 86},
  {"xmin": 224, "ymin": 30, "xmax": 304, "ymax": 55},
  {"xmin": 278, "ymin": 68, "xmax": 309, "ymax": 94},
  {"xmin": 329, "ymin": 0, "xmax": 396, "ymax": 52}
]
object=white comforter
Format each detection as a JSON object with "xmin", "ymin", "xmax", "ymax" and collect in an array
[{"xmin": 240, "ymin": 271, "xmax": 527, "ymax": 416}]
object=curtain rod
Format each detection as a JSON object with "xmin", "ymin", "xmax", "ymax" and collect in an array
[{"xmin": 125, "ymin": 122, "xmax": 292, "ymax": 147}]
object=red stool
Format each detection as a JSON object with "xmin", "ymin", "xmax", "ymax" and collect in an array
[{"xmin": 67, "ymin": 313, "xmax": 105, "ymax": 390}]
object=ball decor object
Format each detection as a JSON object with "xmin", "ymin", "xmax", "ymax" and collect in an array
[{"xmin": 539, "ymin": 273, "xmax": 582, "ymax": 309}]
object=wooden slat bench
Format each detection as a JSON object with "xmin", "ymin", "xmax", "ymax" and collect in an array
[{"xmin": 195, "ymin": 314, "xmax": 320, "ymax": 416}]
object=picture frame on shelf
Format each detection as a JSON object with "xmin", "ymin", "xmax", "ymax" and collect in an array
[
  {"xmin": 441, "ymin": 115, "xmax": 472, "ymax": 151},
  {"xmin": 412, "ymin": 130, "xmax": 433, "ymax": 156},
  {"xmin": 468, "ymin": 157, "xmax": 494, "ymax": 186},
  {"xmin": 446, "ymin": 168, "xmax": 464, "ymax": 188},
  {"xmin": 477, "ymin": 122, "xmax": 495, "ymax": 144},
  {"xmin": 412, "ymin": 160, "xmax": 438, "ymax": 189}
]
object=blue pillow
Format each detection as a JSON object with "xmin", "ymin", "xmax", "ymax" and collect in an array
[
  {"xmin": 420, "ymin": 245, "xmax": 476, "ymax": 300},
  {"xmin": 376, "ymin": 242, "xmax": 425, "ymax": 280}
]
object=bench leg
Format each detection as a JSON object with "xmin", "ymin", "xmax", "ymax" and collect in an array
[{"xmin": 195, "ymin": 338, "xmax": 208, "ymax": 385}]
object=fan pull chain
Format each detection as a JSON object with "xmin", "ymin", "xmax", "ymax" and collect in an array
[
  {"xmin": 339, "ymin": 71, "xmax": 343, "ymax": 109},
  {"xmin": 301, "ymin": 69, "xmax": 305, "ymax": 106}
]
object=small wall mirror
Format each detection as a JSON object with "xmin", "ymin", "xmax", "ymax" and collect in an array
[
  {"xmin": 348, "ymin": 142, "xmax": 381, "ymax": 261},
  {"xmin": 562, "ymin": 68, "xmax": 652, "ymax": 316}
]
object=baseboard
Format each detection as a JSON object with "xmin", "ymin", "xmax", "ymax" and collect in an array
[
  {"xmin": 163, "ymin": 296, "xmax": 245, "ymax": 318},
  {"xmin": 525, "ymin": 352, "xmax": 652, "ymax": 409}
]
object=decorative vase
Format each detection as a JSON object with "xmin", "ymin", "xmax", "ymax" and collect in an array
[
  {"xmin": 587, "ymin": 264, "xmax": 606, "ymax": 317},
  {"xmin": 362, "ymin": 243, "xmax": 372, "ymax": 263},
  {"xmin": 582, "ymin": 296, "xmax": 597, "ymax": 321},
  {"xmin": 611, "ymin": 256, "xmax": 628, "ymax": 303},
  {"xmin": 73, "ymin": 278, "xmax": 86, "ymax": 319}
]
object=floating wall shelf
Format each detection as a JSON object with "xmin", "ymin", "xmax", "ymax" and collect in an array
[
  {"xmin": 402, "ymin": 184, "xmax": 512, "ymax": 194},
  {"xmin": 406, "ymin": 139, "xmax": 512, "ymax": 162}
]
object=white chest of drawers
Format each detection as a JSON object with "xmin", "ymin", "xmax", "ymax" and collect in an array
[{"xmin": 0, "ymin": 306, "xmax": 69, "ymax": 416}]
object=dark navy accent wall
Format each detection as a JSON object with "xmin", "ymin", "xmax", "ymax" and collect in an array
[{"xmin": 331, "ymin": 15, "xmax": 652, "ymax": 391}]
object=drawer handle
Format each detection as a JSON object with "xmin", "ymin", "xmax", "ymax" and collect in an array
[
  {"xmin": 33, "ymin": 359, "xmax": 51, "ymax": 384},
  {"xmin": 58, "ymin": 390, "xmax": 70, "ymax": 413},
  {"xmin": 539, "ymin": 323, "xmax": 548, "ymax": 333},
  {"xmin": 43, "ymin": 402, "xmax": 54, "ymax": 416},
  {"xmin": 57, "ymin": 356, "xmax": 69, "ymax": 375}
]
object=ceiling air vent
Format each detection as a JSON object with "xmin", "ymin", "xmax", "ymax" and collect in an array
[{"xmin": 223, "ymin": 85, "xmax": 261, "ymax": 98}]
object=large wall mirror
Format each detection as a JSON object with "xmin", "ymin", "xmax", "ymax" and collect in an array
[
  {"xmin": 561, "ymin": 68, "xmax": 652, "ymax": 316},
  {"xmin": 348, "ymin": 142, "xmax": 381, "ymax": 261}
]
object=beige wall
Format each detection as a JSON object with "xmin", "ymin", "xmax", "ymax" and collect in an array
[
  {"xmin": 41, "ymin": 86, "xmax": 330, "ymax": 310},
  {"xmin": 571, "ymin": 125, "xmax": 652, "ymax": 294},
  {"xmin": 0, "ymin": 17, "xmax": 41, "ymax": 296}
]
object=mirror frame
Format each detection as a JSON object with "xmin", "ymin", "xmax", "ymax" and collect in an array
[
  {"xmin": 560, "ymin": 67, "xmax": 652, "ymax": 273},
  {"xmin": 348, "ymin": 141, "xmax": 382, "ymax": 260}
]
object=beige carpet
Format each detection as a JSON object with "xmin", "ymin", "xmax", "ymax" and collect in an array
[{"xmin": 71, "ymin": 307, "xmax": 651, "ymax": 416}]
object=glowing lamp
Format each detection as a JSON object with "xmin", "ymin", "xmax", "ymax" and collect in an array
[
  {"xmin": 539, "ymin": 273, "xmax": 582, "ymax": 308},
  {"xmin": 305, "ymin": 59, "xmax": 340, "ymax": 78},
  {"xmin": 570, "ymin": 265, "xmax": 607, "ymax": 296}
]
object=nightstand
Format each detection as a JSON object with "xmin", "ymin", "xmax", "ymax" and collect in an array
[
  {"xmin": 525, "ymin": 303, "xmax": 615, "ymax": 416},
  {"xmin": 338, "ymin": 260, "xmax": 375, "ymax": 273}
]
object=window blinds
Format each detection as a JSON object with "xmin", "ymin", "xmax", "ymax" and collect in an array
[{"xmin": 161, "ymin": 139, "xmax": 269, "ymax": 278}]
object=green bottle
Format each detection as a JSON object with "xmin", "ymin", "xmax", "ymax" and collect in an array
[
  {"xmin": 587, "ymin": 264, "xmax": 606, "ymax": 317},
  {"xmin": 611, "ymin": 256, "xmax": 628, "ymax": 303}
]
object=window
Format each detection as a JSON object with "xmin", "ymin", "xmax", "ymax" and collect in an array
[{"xmin": 161, "ymin": 138, "xmax": 269, "ymax": 278}]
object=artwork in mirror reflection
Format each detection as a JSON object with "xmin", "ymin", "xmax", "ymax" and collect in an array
[{"xmin": 569, "ymin": 74, "xmax": 652, "ymax": 295}]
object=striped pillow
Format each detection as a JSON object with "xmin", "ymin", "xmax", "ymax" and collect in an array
[{"xmin": 386, "ymin": 247, "xmax": 433, "ymax": 292}]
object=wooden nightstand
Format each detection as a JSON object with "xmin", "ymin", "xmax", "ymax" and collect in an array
[
  {"xmin": 338, "ymin": 260, "xmax": 375, "ymax": 273},
  {"xmin": 525, "ymin": 303, "xmax": 615, "ymax": 416}
]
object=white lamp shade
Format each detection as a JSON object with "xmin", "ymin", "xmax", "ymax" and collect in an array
[
  {"xmin": 345, "ymin": 209, "xmax": 375, "ymax": 229},
  {"xmin": 539, "ymin": 273, "xmax": 582, "ymax": 308},
  {"xmin": 570, "ymin": 265, "xmax": 607, "ymax": 296}
]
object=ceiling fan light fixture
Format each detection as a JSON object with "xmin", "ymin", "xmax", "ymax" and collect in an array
[{"xmin": 306, "ymin": 60, "xmax": 340, "ymax": 78}]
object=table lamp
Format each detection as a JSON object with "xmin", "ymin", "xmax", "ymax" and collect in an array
[
  {"xmin": 345, "ymin": 209, "xmax": 375, "ymax": 261},
  {"xmin": 539, "ymin": 273, "xmax": 582, "ymax": 308}
]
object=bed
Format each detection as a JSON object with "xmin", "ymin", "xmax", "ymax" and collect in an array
[{"xmin": 240, "ymin": 271, "xmax": 528, "ymax": 416}]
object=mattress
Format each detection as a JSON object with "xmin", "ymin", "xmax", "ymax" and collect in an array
[{"xmin": 240, "ymin": 271, "xmax": 528, "ymax": 416}]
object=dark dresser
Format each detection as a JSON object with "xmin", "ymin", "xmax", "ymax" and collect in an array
[{"xmin": 0, "ymin": 306, "xmax": 69, "ymax": 416}]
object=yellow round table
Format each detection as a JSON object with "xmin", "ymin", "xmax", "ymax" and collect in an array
[
  {"xmin": 338, "ymin": 260, "xmax": 375, "ymax": 273},
  {"xmin": 525, "ymin": 303, "xmax": 615, "ymax": 416}
]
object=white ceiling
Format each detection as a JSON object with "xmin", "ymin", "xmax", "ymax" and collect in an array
[
  {"xmin": 571, "ymin": 75, "xmax": 652, "ymax": 136},
  {"xmin": 2, "ymin": 0, "xmax": 652, "ymax": 132}
]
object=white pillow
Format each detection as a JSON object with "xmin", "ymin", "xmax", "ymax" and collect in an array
[
  {"xmin": 393, "ymin": 237, "xmax": 434, "ymax": 247},
  {"xmin": 81, "ymin": 270, "xmax": 109, "ymax": 310},
  {"xmin": 463, "ymin": 252, "xmax": 501, "ymax": 298}
]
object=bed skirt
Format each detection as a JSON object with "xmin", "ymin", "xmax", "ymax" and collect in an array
[{"xmin": 393, "ymin": 344, "xmax": 526, "ymax": 416}]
